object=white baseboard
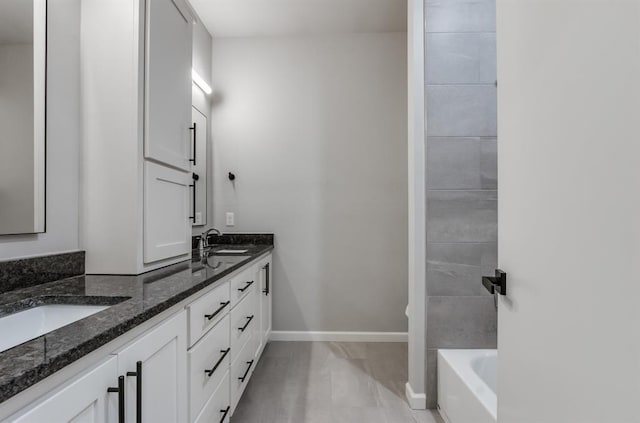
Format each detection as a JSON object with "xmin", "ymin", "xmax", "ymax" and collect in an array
[
  {"xmin": 405, "ymin": 382, "xmax": 427, "ymax": 410},
  {"xmin": 269, "ymin": 331, "xmax": 408, "ymax": 342}
]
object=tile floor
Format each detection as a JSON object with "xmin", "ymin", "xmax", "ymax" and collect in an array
[{"xmin": 232, "ymin": 341, "xmax": 444, "ymax": 423}]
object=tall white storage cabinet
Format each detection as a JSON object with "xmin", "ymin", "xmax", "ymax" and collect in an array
[{"xmin": 81, "ymin": 0, "xmax": 195, "ymax": 274}]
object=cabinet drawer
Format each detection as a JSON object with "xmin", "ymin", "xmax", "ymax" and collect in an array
[
  {"xmin": 230, "ymin": 333, "xmax": 257, "ymax": 412},
  {"xmin": 229, "ymin": 289, "xmax": 257, "ymax": 361},
  {"xmin": 188, "ymin": 314, "xmax": 230, "ymax": 421},
  {"xmin": 193, "ymin": 370, "xmax": 230, "ymax": 423},
  {"xmin": 188, "ymin": 281, "xmax": 230, "ymax": 346},
  {"xmin": 230, "ymin": 267, "xmax": 256, "ymax": 305}
]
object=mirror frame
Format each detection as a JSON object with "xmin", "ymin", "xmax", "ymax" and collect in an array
[{"xmin": 33, "ymin": 0, "xmax": 47, "ymax": 234}]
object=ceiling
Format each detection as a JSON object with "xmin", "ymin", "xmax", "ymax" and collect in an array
[
  {"xmin": 189, "ymin": 0, "xmax": 407, "ymax": 38},
  {"xmin": 0, "ymin": 0, "xmax": 33, "ymax": 45}
]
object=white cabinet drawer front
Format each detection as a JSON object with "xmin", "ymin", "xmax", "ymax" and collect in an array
[
  {"xmin": 229, "ymin": 289, "xmax": 257, "ymax": 361},
  {"xmin": 230, "ymin": 268, "xmax": 256, "ymax": 305},
  {"xmin": 143, "ymin": 161, "xmax": 191, "ymax": 264},
  {"xmin": 193, "ymin": 370, "xmax": 230, "ymax": 423},
  {"xmin": 187, "ymin": 281, "xmax": 230, "ymax": 346},
  {"xmin": 188, "ymin": 315, "xmax": 230, "ymax": 421},
  {"xmin": 230, "ymin": 334, "xmax": 257, "ymax": 412}
]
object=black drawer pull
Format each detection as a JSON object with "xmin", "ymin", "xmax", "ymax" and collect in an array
[
  {"xmin": 189, "ymin": 123, "xmax": 197, "ymax": 165},
  {"xmin": 263, "ymin": 263, "xmax": 270, "ymax": 295},
  {"xmin": 205, "ymin": 348, "xmax": 231, "ymax": 377},
  {"xmin": 238, "ymin": 360, "xmax": 254, "ymax": 382},
  {"xmin": 238, "ymin": 315, "xmax": 254, "ymax": 332},
  {"xmin": 219, "ymin": 406, "xmax": 231, "ymax": 423},
  {"xmin": 205, "ymin": 301, "xmax": 230, "ymax": 320},
  {"xmin": 126, "ymin": 361, "xmax": 142, "ymax": 423},
  {"xmin": 107, "ymin": 375, "xmax": 125, "ymax": 423},
  {"xmin": 237, "ymin": 281, "xmax": 254, "ymax": 292}
]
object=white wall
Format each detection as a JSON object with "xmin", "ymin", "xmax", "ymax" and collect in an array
[
  {"xmin": 0, "ymin": 0, "xmax": 81, "ymax": 259},
  {"xmin": 211, "ymin": 33, "xmax": 408, "ymax": 332}
]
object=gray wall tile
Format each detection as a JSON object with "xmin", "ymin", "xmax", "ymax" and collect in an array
[
  {"xmin": 427, "ymin": 242, "xmax": 497, "ymax": 296},
  {"xmin": 426, "ymin": 33, "xmax": 496, "ymax": 84},
  {"xmin": 426, "ymin": 85, "xmax": 497, "ymax": 137},
  {"xmin": 426, "ymin": 0, "xmax": 496, "ymax": 33},
  {"xmin": 427, "ymin": 137, "xmax": 497, "ymax": 190},
  {"xmin": 426, "ymin": 190, "xmax": 497, "ymax": 243},
  {"xmin": 426, "ymin": 296, "xmax": 497, "ymax": 349},
  {"xmin": 424, "ymin": 0, "xmax": 498, "ymax": 409}
]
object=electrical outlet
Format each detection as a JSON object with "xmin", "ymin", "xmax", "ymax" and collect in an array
[
  {"xmin": 226, "ymin": 212, "xmax": 235, "ymax": 226},
  {"xmin": 195, "ymin": 212, "xmax": 202, "ymax": 225}
]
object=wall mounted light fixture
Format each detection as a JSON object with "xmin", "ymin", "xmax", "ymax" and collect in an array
[{"xmin": 192, "ymin": 69, "xmax": 212, "ymax": 95}]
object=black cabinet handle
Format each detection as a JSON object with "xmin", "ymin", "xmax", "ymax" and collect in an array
[
  {"xmin": 237, "ymin": 281, "xmax": 254, "ymax": 292},
  {"xmin": 126, "ymin": 361, "xmax": 142, "ymax": 423},
  {"xmin": 205, "ymin": 348, "xmax": 231, "ymax": 377},
  {"xmin": 189, "ymin": 123, "xmax": 197, "ymax": 165},
  {"xmin": 189, "ymin": 173, "xmax": 199, "ymax": 223},
  {"xmin": 219, "ymin": 406, "xmax": 231, "ymax": 423},
  {"xmin": 482, "ymin": 269, "xmax": 507, "ymax": 296},
  {"xmin": 238, "ymin": 360, "xmax": 254, "ymax": 382},
  {"xmin": 108, "ymin": 375, "xmax": 125, "ymax": 423},
  {"xmin": 263, "ymin": 263, "xmax": 270, "ymax": 295},
  {"xmin": 205, "ymin": 301, "xmax": 230, "ymax": 321},
  {"xmin": 238, "ymin": 315, "xmax": 254, "ymax": 332}
]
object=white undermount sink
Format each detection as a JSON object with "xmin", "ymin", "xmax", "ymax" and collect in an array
[
  {"xmin": 0, "ymin": 304, "xmax": 109, "ymax": 353},
  {"xmin": 215, "ymin": 249, "xmax": 249, "ymax": 254}
]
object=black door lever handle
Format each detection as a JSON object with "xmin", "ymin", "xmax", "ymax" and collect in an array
[{"xmin": 482, "ymin": 269, "xmax": 507, "ymax": 296}]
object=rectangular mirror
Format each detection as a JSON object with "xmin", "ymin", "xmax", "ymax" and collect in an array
[{"xmin": 0, "ymin": 0, "xmax": 47, "ymax": 235}]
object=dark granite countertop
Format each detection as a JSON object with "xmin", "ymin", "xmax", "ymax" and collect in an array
[{"xmin": 0, "ymin": 242, "xmax": 273, "ymax": 403}]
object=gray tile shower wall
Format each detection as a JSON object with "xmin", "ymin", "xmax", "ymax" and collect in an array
[
  {"xmin": 426, "ymin": 86, "xmax": 497, "ymax": 137},
  {"xmin": 425, "ymin": 0, "xmax": 498, "ymax": 409},
  {"xmin": 425, "ymin": 0, "xmax": 496, "ymax": 33},
  {"xmin": 427, "ymin": 138, "xmax": 497, "ymax": 190}
]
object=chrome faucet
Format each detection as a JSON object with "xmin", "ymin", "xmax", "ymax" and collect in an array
[{"xmin": 199, "ymin": 228, "xmax": 221, "ymax": 256}]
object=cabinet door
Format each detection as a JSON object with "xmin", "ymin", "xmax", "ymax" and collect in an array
[
  {"xmin": 144, "ymin": 161, "xmax": 191, "ymax": 264},
  {"xmin": 117, "ymin": 312, "xmax": 187, "ymax": 423},
  {"xmin": 259, "ymin": 258, "xmax": 272, "ymax": 355},
  {"xmin": 144, "ymin": 0, "xmax": 193, "ymax": 171},
  {"xmin": 11, "ymin": 357, "xmax": 119, "ymax": 423}
]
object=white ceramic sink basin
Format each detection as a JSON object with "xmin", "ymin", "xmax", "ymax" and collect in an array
[{"xmin": 0, "ymin": 304, "xmax": 109, "ymax": 353}]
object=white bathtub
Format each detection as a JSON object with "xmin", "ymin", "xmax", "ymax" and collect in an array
[{"xmin": 437, "ymin": 349, "xmax": 497, "ymax": 423}]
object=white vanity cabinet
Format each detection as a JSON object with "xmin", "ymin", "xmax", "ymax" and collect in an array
[
  {"xmin": 1, "ymin": 254, "xmax": 273, "ymax": 423},
  {"xmin": 6, "ymin": 312, "xmax": 188, "ymax": 423},
  {"xmin": 257, "ymin": 257, "xmax": 273, "ymax": 357},
  {"xmin": 187, "ymin": 254, "xmax": 273, "ymax": 422},
  {"xmin": 9, "ymin": 357, "xmax": 119, "ymax": 423},
  {"xmin": 116, "ymin": 312, "xmax": 188, "ymax": 423},
  {"xmin": 80, "ymin": 0, "xmax": 195, "ymax": 275}
]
